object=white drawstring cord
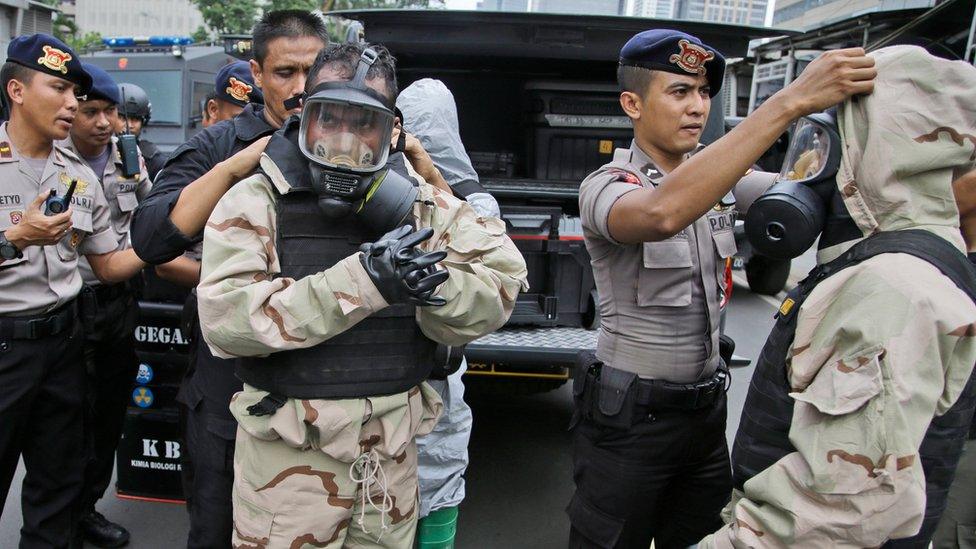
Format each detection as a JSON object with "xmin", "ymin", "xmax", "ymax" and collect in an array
[{"xmin": 348, "ymin": 449, "xmax": 394, "ymax": 542}]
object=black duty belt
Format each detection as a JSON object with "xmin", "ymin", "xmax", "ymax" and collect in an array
[
  {"xmin": 634, "ymin": 368, "xmax": 729, "ymax": 412},
  {"xmin": 0, "ymin": 301, "xmax": 77, "ymax": 340}
]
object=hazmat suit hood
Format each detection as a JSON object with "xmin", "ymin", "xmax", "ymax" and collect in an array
[
  {"xmin": 396, "ymin": 78, "xmax": 500, "ymax": 218},
  {"xmin": 818, "ymin": 45, "xmax": 976, "ymax": 264},
  {"xmin": 396, "ymin": 78, "xmax": 478, "ymax": 518}
]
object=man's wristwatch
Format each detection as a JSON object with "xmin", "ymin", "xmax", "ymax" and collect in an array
[{"xmin": 0, "ymin": 230, "xmax": 23, "ymax": 260}]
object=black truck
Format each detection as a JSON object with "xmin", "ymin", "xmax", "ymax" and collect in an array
[
  {"xmin": 116, "ymin": 11, "xmax": 785, "ymax": 501},
  {"xmin": 342, "ymin": 10, "xmax": 784, "ymax": 392}
]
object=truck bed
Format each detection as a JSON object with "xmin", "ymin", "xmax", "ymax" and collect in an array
[
  {"xmin": 466, "ymin": 326, "xmax": 597, "ymax": 369},
  {"xmin": 467, "ymin": 326, "xmax": 750, "ymax": 370}
]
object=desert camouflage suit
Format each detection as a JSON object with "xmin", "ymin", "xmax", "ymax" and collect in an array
[
  {"xmin": 700, "ymin": 46, "xmax": 976, "ymax": 548},
  {"xmin": 197, "ymin": 153, "xmax": 528, "ymax": 548}
]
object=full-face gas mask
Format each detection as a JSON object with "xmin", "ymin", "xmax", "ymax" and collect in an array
[
  {"xmin": 298, "ymin": 48, "xmax": 418, "ymax": 235},
  {"xmin": 744, "ymin": 109, "xmax": 861, "ymax": 260}
]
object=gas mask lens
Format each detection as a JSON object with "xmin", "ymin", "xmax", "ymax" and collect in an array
[
  {"xmin": 779, "ymin": 118, "xmax": 832, "ymax": 184},
  {"xmin": 300, "ymin": 99, "xmax": 394, "ymax": 172}
]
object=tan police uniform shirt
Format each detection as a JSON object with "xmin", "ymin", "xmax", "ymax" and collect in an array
[
  {"xmin": 579, "ymin": 141, "xmax": 775, "ymax": 382},
  {"xmin": 0, "ymin": 123, "xmax": 121, "ymax": 316},
  {"xmin": 59, "ymin": 136, "xmax": 151, "ymax": 286}
]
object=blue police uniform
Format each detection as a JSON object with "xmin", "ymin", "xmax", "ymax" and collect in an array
[{"xmin": 568, "ymin": 30, "xmax": 745, "ymax": 549}]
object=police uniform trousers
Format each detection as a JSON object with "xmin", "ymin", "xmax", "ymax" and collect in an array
[
  {"xmin": 80, "ymin": 283, "xmax": 140, "ymax": 513},
  {"xmin": 568, "ymin": 392, "xmax": 732, "ymax": 549},
  {"xmin": 0, "ymin": 303, "xmax": 86, "ymax": 548},
  {"xmin": 178, "ymin": 318, "xmax": 236, "ymax": 549}
]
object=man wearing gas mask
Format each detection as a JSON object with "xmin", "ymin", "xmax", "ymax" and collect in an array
[
  {"xmin": 570, "ymin": 29, "xmax": 875, "ymax": 549},
  {"xmin": 128, "ymin": 10, "xmax": 330, "ymax": 548},
  {"xmin": 698, "ymin": 46, "xmax": 976, "ymax": 548},
  {"xmin": 196, "ymin": 42, "xmax": 527, "ymax": 548}
]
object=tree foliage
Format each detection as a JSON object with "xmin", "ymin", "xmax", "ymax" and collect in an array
[
  {"xmin": 265, "ymin": 0, "xmax": 323, "ymax": 10},
  {"xmin": 188, "ymin": 0, "xmax": 443, "ymax": 43},
  {"xmin": 54, "ymin": 14, "xmax": 103, "ymax": 53},
  {"xmin": 191, "ymin": 26, "xmax": 212, "ymax": 43},
  {"xmin": 190, "ymin": 0, "xmax": 261, "ymax": 35}
]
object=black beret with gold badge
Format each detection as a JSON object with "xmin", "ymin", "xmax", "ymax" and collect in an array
[
  {"xmin": 619, "ymin": 29, "xmax": 725, "ymax": 97},
  {"xmin": 6, "ymin": 33, "xmax": 92, "ymax": 95}
]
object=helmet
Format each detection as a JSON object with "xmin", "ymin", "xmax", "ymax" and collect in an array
[{"xmin": 117, "ymin": 83, "xmax": 152, "ymax": 123}]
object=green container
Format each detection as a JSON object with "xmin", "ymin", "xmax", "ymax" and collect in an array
[{"xmin": 417, "ymin": 506, "xmax": 459, "ymax": 549}]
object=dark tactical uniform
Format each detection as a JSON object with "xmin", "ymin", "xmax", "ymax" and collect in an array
[
  {"xmin": 0, "ymin": 34, "xmax": 123, "ymax": 548},
  {"xmin": 129, "ymin": 103, "xmax": 274, "ymax": 548},
  {"xmin": 138, "ymin": 139, "xmax": 167, "ymax": 183}
]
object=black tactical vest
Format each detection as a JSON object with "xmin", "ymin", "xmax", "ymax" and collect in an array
[
  {"xmin": 235, "ymin": 124, "xmax": 435, "ymax": 399},
  {"xmin": 732, "ymin": 230, "xmax": 976, "ymax": 548}
]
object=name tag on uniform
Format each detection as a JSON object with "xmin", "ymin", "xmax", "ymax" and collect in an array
[{"xmin": 116, "ymin": 191, "xmax": 138, "ymax": 213}]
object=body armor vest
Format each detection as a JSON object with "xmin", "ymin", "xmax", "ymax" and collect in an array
[
  {"xmin": 732, "ymin": 230, "xmax": 976, "ymax": 548},
  {"xmin": 236, "ymin": 126, "xmax": 435, "ymax": 399}
]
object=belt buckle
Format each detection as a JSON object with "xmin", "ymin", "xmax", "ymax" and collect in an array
[{"xmin": 25, "ymin": 316, "xmax": 53, "ymax": 339}]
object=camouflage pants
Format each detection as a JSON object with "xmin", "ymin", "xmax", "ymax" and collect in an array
[{"xmin": 229, "ymin": 385, "xmax": 442, "ymax": 549}]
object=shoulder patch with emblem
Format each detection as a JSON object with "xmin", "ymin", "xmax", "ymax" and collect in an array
[{"xmin": 608, "ymin": 168, "xmax": 641, "ymax": 185}]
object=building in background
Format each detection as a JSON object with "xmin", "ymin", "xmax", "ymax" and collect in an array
[
  {"xmin": 0, "ymin": 0, "xmax": 57, "ymax": 62},
  {"xmin": 631, "ymin": 0, "xmax": 675, "ymax": 18},
  {"xmin": 476, "ymin": 0, "xmax": 625, "ymax": 15},
  {"xmin": 73, "ymin": 0, "xmax": 205, "ymax": 38},
  {"xmin": 773, "ymin": 0, "xmax": 934, "ymax": 29},
  {"xmin": 673, "ymin": 0, "xmax": 767, "ymax": 25}
]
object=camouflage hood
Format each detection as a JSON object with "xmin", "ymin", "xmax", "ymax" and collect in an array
[{"xmin": 820, "ymin": 45, "xmax": 976, "ymax": 264}]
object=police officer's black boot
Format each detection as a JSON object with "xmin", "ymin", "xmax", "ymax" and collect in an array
[{"xmin": 80, "ymin": 510, "xmax": 130, "ymax": 548}]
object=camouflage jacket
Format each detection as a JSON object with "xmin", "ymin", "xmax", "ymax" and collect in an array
[
  {"xmin": 198, "ymin": 154, "xmax": 527, "ymax": 358},
  {"xmin": 701, "ymin": 46, "xmax": 976, "ymax": 548},
  {"xmin": 196, "ymin": 153, "xmax": 527, "ymax": 457}
]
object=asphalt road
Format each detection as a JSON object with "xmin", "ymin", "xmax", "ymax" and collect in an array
[{"xmin": 0, "ymin": 258, "xmax": 806, "ymax": 548}]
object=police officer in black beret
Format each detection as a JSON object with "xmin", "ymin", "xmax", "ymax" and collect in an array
[
  {"xmin": 59, "ymin": 62, "xmax": 152, "ymax": 548},
  {"xmin": 0, "ymin": 34, "xmax": 147, "ymax": 548},
  {"xmin": 569, "ymin": 29, "xmax": 877, "ymax": 548},
  {"xmin": 202, "ymin": 60, "xmax": 264, "ymax": 128}
]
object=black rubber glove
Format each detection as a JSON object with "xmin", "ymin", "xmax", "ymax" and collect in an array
[{"xmin": 359, "ymin": 225, "xmax": 449, "ymax": 306}]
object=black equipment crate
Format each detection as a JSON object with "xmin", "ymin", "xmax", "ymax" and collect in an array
[
  {"xmin": 116, "ymin": 408, "xmax": 184, "ymax": 502},
  {"xmin": 525, "ymin": 81, "xmax": 632, "ymax": 182},
  {"xmin": 501, "ymin": 205, "xmax": 594, "ymax": 327},
  {"xmin": 469, "ymin": 151, "xmax": 516, "ymax": 178},
  {"xmin": 115, "ymin": 299, "xmax": 190, "ymax": 502}
]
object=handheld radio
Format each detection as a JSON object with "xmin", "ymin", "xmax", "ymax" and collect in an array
[
  {"xmin": 118, "ymin": 87, "xmax": 141, "ymax": 178},
  {"xmin": 45, "ymin": 178, "xmax": 77, "ymax": 215}
]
